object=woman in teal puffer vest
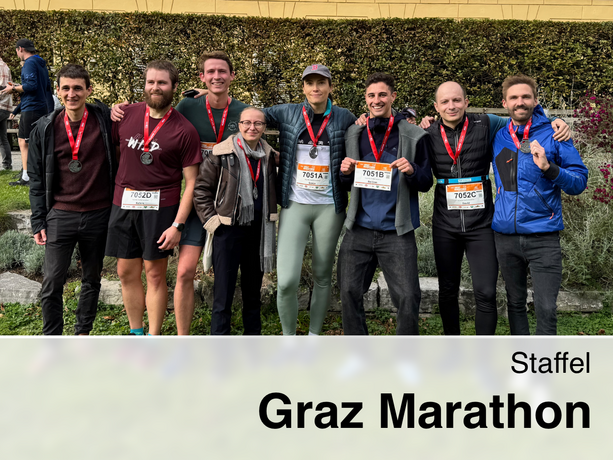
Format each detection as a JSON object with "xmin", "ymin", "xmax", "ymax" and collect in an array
[{"xmin": 263, "ymin": 64, "xmax": 356, "ymax": 335}]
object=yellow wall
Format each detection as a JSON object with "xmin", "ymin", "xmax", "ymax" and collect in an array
[{"xmin": 2, "ymin": 0, "xmax": 613, "ymax": 21}]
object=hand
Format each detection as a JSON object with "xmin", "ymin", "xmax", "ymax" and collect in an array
[
  {"xmin": 8, "ymin": 113, "xmax": 14, "ymax": 121},
  {"xmin": 530, "ymin": 140, "xmax": 549, "ymax": 171},
  {"xmin": 341, "ymin": 157, "xmax": 358, "ymax": 175},
  {"xmin": 110, "ymin": 101, "xmax": 129, "ymax": 122},
  {"xmin": 419, "ymin": 116, "xmax": 434, "ymax": 129},
  {"xmin": 186, "ymin": 88, "xmax": 208, "ymax": 99},
  {"xmin": 34, "ymin": 229, "xmax": 47, "ymax": 246},
  {"xmin": 551, "ymin": 119, "xmax": 571, "ymax": 142},
  {"xmin": 157, "ymin": 227, "xmax": 181, "ymax": 250},
  {"xmin": 391, "ymin": 158, "xmax": 414, "ymax": 175},
  {"xmin": 0, "ymin": 82, "xmax": 13, "ymax": 95},
  {"xmin": 354, "ymin": 113, "xmax": 368, "ymax": 126}
]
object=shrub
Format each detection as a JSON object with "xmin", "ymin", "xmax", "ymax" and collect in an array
[
  {"xmin": 0, "ymin": 230, "xmax": 35, "ymax": 270},
  {"xmin": 23, "ymin": 245, "xmax": 46, "ymax": 275}
]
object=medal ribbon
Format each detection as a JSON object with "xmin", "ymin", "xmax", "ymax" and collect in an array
[
  {"xmin": 440, "ymin": 116, "xmax": 469, "ymax": 165},
  {"xmin": 237, "ymin": 137, "xmax": 261, "ymax": 186},
  {"xmin": 144, "ymin": 106, "xmax": 173, "ymax": 153},
  {"xmin": 206, "ymin": 96, "xmax": 231, "ymax": 144},
  {"xmin": 508, "ymin": 118, "xmax": 532, "ymax": 150},
  {"xmin": 302, "ymin": 106, "xmax": 331, "ymax": 149},
  {"xmin": 366, "ymin": 116, "xmax": 394, "ymax": 162},
  {"xmin": 64, "ymin": 108, "xmax": 89, "ymax": 161}
]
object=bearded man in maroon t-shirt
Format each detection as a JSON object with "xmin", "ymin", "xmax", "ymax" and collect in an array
[
  {"xmin": 106, "ymin": 60, "xmax": 201, "ymax": 335},
  {"xmin": 28, "ymin": 64, "xmax": 116, "ymax": 335}
]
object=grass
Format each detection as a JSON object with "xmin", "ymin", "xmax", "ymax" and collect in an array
[
  {"xmin": 1, "ymin": 297, "xmax": 611, "ymax": 335},
  {"xmin": 0, "ymin": 170, "xmax": 30, "ymax": 232}
]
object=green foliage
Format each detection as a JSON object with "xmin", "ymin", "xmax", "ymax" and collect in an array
[
  {"xmin": 2, "ymin": 12, "xmax": 613, "ymax": 116},
  {"xmin": 23, "ymin": 244, "xmax": 46, "ymax": 275},
  {"xmin": 0, "ymin": 171, "xmax": 31, "ymax": 233},
  {"xmin": 0, "ymin": 230, "xmax": 35, "ymax": 269}
]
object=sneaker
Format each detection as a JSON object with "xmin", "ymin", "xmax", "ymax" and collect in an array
[
  {"xmin": 9, "ymin": 178, "xmax": 29, "ymax": 186},
  {"xmin": 12, "ymin": 169, "xmax": 22, "ymax": 179}
]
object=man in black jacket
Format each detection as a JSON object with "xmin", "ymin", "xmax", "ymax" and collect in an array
[{"xmin": 28, "ymin": 64, "xmax": 116, "ymax": 335}]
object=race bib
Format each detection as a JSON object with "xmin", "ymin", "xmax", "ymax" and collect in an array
[
  {"xmin": 354, "ymin": 161, "xmax": 392, "ymax": 191},
  {"xmin": 201, "ymin": 141, "xmax": 216, "ymax": 159},
  {"xmin": 296, "ymin": 163, "xmax": 330, "ymax": 190},
  {"xmin": 121, "ymin": 188, "xmax": 160, "ymax": 210},
  {"xmin": 446, "ymin": 183, "xmax": 485, "ymax": 210}
]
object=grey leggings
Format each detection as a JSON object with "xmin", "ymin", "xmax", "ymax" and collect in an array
[{"xmin": 276, "ymin": 201, "xmax": 345, "ymax": 335}]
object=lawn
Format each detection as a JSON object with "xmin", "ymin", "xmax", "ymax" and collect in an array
[{"xmin": 1, "ymin": 294, "xmax": 611, "ymax": 336}]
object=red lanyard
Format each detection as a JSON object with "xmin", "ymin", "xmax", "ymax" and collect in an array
[
  {"xmin": 237, "ymin": 137, "xmax": 261, "ymax": 184},
  {"xmin": 64, "ymin": 109, "xmax": 88, "ymax": 161},
  {"xmin": 508, "ymin": 118, "xmax": 532, "ymax": 150},
  {"xmin": 302, "ymin": 106, "xmax": 331, "ymax": 148},
  {"xmin": 366, "ymin": 116, "xmax": 394, "ymax": 162},
  {"xmin": 206, "ymin": 96, "xmax": 231, "ymax": 143},
  {"xmin": 440, "ymin": 116, "xmax": 468, "ymax": 165},
  {"xmin": 144, "ymin": 106, "xmax": 173, "ymax": 153}
]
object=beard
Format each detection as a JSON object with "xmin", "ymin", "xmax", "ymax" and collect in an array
[
  {"xmin": 508, "ymin": 105, "xmax": 535, "ymax": 124},
  {"xmin": 144, "ymin": 88, "xmax": 174, "ymax": 110}
]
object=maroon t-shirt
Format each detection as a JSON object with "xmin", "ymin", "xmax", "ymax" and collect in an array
[
  {"xmin": 52, "ymin": 109, "xmax": 111, "ymax": 212},
  {"xmin": 112, "ymin": 102, "xmax": 201, "ymax": 207}
]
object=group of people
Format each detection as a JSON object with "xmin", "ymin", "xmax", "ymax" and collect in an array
[{"xmin": 3, "ymin": 38, "xmax": 588, "ymax": 336}]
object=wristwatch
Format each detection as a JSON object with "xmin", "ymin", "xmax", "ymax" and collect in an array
[{"xmin": 172, "ymin": 222, "xmax": 185, "ymax": 232}]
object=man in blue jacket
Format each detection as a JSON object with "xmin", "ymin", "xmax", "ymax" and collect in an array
[
  {"xmin": 0, "ymin": 39, "xmax": 53, "ymax": 186},
  {"xmin": 492, "ymin": 75, "xmax": 588, "ymax": 335},
  {"xmin": 339, "ymin": 73, "xmax": 432, "ymax": 335}
]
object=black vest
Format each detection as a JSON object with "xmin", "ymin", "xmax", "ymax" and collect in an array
[{"xmin": 425, "ymin": 114, "xmax": 493, "ymax": 232}]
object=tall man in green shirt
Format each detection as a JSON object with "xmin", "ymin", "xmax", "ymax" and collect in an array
[{"xmin": 112, "ymin": 51, "xmax": 248, "ymax": 334}]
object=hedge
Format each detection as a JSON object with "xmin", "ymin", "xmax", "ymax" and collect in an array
[{"xmin": 1, "ymin": 11, "xmax": 612, "ymax": 117}]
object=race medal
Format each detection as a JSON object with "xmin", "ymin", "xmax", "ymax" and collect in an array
[
  {"xmin": 296, "ymin": 163, "xmax": 330, "ymax": 190},
  {"xmin": 206, "ymin": 96, "xmax": 230, "ymax": 143},
  {"xmin": 354, "ymin": 161, "xmax": 392, "ymax": 191},
  {"xmin": 440, "ymin": 117, "xmax": 468, "ymax": 179},
  {"xmin": 302, "ymin": 106, "xmax": 330, "ymax": 159},
  {"xmin": 446, "ymin": 182, "xmax": 485, "ymax": 210},
  {"xmin": 143, "ymin": 105, "xmax": 173, "ymax": 165},
  {"xmin": 509, "ymin": 118, "xmax": 533, "ymax": 153},
  {"xmin": 141, "ymin": 152, "xmax": 153, "ymax": 165},
  {"xmin": 68, "ymin": 160, "xmax": 82, "ymax": 173},
  {"xmin": 121, "ymin": 188, "xmax": 161, "ymax": 210},
  {"xmin": 64, "ymin": 108, "xmax": 88, "ymax": 174}
]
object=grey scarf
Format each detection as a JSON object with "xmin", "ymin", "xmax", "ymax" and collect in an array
[{"xmin": 233, "ymin": 133, "xmax": 276, "ymax": 272}]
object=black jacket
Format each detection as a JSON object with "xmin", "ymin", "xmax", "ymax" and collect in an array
[
  {"xmin": 425, "ymin": 113, "xmax": 493, "ymax": 233},
  {"xmin": 28, "ymin": 101, "xmax": 116, "ymax": 234}
]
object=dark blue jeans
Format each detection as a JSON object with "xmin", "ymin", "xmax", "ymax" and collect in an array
[
  {"xmin": 338, "ymin": 225, "xmax": 421, "ymax": 335},
  {"xmin": 42, "ymin": 207, "xmax": 110, "ymax": 335},
  {"xmin": 494, "ymin": 231, "xmax": 562, "ymax": 335}
]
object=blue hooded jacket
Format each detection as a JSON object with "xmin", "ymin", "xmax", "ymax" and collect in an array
[
  {"xmin": 20, "ymin": 55, "xmax": 54, "ymax": 113},
  {"xmin": 492, "ymin": 105, "xmax": 588, "ymax": 234}
]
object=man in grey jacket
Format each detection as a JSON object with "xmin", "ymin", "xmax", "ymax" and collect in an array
[{"xmin": 338, "ymin": 73, "xmax": 432, "ymax": 335}]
